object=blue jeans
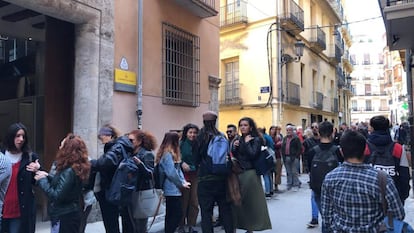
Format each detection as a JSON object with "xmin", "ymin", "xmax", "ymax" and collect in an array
[
  {"xmin": 311, "ymin": 191, "xmax": 319, "ymax": 220},
  {"xmin": 3, "ymin": 218, "xmax": 21, "ymax": 233},
  {"xmin": 263, "ymin": 172, "xmax": 273, "ymax": 194},
  {"xmin": 284, "ymin": 156, "xmax": 301, "ymax": 187},
  {"xmin": 314, "ymin": 193, "xmax": 327, "ymax": 233}
]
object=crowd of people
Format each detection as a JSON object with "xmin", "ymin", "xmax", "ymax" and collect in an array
[{"xmin": 0, "ymin": 113, "xmax": 410, "ymax": 233}]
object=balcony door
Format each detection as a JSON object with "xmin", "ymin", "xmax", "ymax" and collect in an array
[{"xmin": 224, "ymin": 60, "xmax": 239, "ymax": 103}]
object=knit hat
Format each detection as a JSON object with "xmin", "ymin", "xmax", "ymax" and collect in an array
[
  {"xmin": 98, "ymin": 127, "xmax": 113, "ymax": 136},
  {"xmin": 202, "ymin": 111, "xmax": 218, "ymax": 121}
]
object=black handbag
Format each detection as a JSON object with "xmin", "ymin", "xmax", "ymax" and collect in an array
[{"xmin": 253, "ymin": 146, "xmax": 276, "ymax": 175}]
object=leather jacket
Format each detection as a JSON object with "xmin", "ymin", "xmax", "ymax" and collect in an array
[
  {"xmin": 232, "ymin": 136, "xmax": 262, "ymax": 170},
  {"xmin": 38, "ymin": 167, "xmax": 82, "ymax": 217},
  {"xmin": 134, "ymin": 148, "xmax": 155, "ymax": 190}
]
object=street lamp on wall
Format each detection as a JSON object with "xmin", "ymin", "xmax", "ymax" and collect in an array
[{"xmin": 281, "ymin": 40, "xmax": 305, "ymax": 64}]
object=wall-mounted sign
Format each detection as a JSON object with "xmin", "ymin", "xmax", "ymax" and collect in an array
[
  {"xmin": 260, "ymin": 86, "xmax": 270, "ymax": 93},
  {"xmin": 114, "ymin": 68, "xmax": 136, "ymax": 93}
]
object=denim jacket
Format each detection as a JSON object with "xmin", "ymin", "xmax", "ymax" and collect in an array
[{"xmin": 159, "ymin": 152, "xmax": 185, "ymax": 196}]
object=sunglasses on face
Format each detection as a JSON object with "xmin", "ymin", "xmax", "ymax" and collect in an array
[
  {"xmin": 226, "ymin": 130, "xmax": 233, "ymax": 134},
  {"xmin": 311, "ymin": 126, "xmax": 318, "ymax": 129}
]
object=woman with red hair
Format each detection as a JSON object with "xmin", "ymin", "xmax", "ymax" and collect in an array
[{"xmin": 34, "ymin": 134, "xmax": 91, "ymax": 233}]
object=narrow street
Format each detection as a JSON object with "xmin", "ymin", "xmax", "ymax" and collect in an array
[{"xmin": 36, "ymin": 173, "xmax": 414, "ymax": 233}]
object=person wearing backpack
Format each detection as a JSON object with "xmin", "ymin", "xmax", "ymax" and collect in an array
[
  {"xmin": 321, "ymin": 130, "xmax": 405, "ymax": 232},
  {"xmin": 303, "ymin": 122, "xmax": 321, "ymax": 228},
  {"xmin": 232, "ymin": 117, "xmax": 271, "ymax": 233},
  {"xmin": 308, "ymin": 121, "xmax": 343, "ymax": 233},
  {"xmin": 90, "ymin": 125, "xmax": 134, "ymax": 233},
  {"xmin": 258, "ymin": 127, "xmax": 275, "ymax": 198},
  {"xmin": 195, "ymin": 111, "xmax": 234, "ymax": 233},
  {"xmin": 364, "ymin": 115, "xmax": 410, "ymax": 204}
]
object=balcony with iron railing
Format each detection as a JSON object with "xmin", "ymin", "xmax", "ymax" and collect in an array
[
  {"xmin": 331, "ymin": 98, "xmax": 339, "ymax": 112},
  {"xmin": 309, "ymin": 25, "xmax": 326, "ymax": 53},
  {"xmin": 342, "ymin": 50, "xmax": 353, "ymax": 72},
  {"xmin": 351, "ymin": 106, "xmax": 390, "ymax": 112},
  {"xmin": 378, "ymin": 0, "xmax": 414, "ymax": 50},
  {"xmin": 326, "ymin": 0, "xmax": 344, "ymax": 21},
  {"xmin": 327, "ymin": 43, "xmax": 342, "ymax": 65},
  {"xmin": 173, "ymin": 0, "xmax": 218, "ymax": 18},
  {"xmin": 336, "ymin": 67, "xmax": 346, "ymax": 88},
  {"xmin": 363, "ymin": 91, "xmax": 388, "ymax": 96},
  {"xmin": 386, "ymin": 0, "xmax": 414, "ymax": 6},
  {"xmin": 314, "ymin": 91, "xmax": 323, "ymax": 110},
  {"xmin": 343, "ymin": 83, "xmax": 355, "ymax": 96},
  {"xmin": 278, "ymin": 0, "xmax": 305, "ymax": 36},
  {"xmin": 286, "ymin": 82, "xmax": 300, "ymax": 105},
  {"xmin": 220, "ymin": 1, "xmax": 248, "ymax": 28},
  {"xmin": 219, "ymin": 83, "xmax": 243, "ymax": 106}
]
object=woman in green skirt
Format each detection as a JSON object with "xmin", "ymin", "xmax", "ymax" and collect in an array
[{"xmin": 231, "ymin": 117, "xmax": 272, "ymax": 232}]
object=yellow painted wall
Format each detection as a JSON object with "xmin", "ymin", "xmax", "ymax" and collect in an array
[
  {"xmin": 218, "ymin": 107, "xmax": 273, "ymax": 133},
  {"xmin": 219, "ymin": 0, "xmax": 348, "ymax": 133}
]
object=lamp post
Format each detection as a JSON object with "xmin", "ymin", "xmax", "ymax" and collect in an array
[{"xmin": 281, "ymin": 39, "xmax": 305, "ymax": 64}]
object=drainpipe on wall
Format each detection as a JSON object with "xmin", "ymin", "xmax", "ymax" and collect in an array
[
  {"xmin": 276, "ymin": 0, "xmax": 283, "ymax": 126},
  {"xmin": 406, "ymin": 49, "xmax": 414, "ymax": 193},
  {"xmin": 136, "ymin": 0, "xmax": 143, "ymax": 129}
]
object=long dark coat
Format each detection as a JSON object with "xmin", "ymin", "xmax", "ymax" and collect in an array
[{"xmin": 2, "ymin": 151, "xmax": 38, "ymax": 233}]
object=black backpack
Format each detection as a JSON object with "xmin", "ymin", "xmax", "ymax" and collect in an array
[
  {"xmin": 106, "ymin": 147, "xmax": 138, "ymax": 205},
  {"xmin": 153, "ymin": 163, "xmax": 165, "ymax": 189},
  {"xmin": 367, "ymin": 141, "xmax": 397, "ymax": 178},
  {"xmin": 310, "ymin": 145, "xmax": 339, "ymax": 195}
]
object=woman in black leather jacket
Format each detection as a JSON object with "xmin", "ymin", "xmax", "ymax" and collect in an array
[
  {"xmin": 35, "ymin": 134, "xmax": 91, "ymax": 233},
  {"xmin": 231, "ymin": 117, "xmax": 271, "ymax": 233},
  {"xmin": 127, "ymin": 129, "xmax": 157, "ymax": 233}
]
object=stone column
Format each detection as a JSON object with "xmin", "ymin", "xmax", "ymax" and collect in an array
[{"xmin": 208, "ymin": 75, "xmax": 221, "ymax": 113}]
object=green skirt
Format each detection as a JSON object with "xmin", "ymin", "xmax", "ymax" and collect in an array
[{"xmin": 232, "ymin": 169, "xmax": 272, "ymax": 231}]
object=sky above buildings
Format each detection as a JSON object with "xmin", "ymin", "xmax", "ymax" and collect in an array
[{"xmin": 346, "ymin": 0, "xmax": 385, "ymax": 38}]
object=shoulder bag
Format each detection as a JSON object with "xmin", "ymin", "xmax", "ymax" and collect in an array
[{"xmin": 377, "ymin": 171, "xmax": 414, "ymax": 233}]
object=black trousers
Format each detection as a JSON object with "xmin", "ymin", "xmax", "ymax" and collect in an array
[
  {"xmin": 59, "ymin": 211, "xmax": 81, "ymax": 233},
  {"xmin": 165, "ymin": 196, "xmax": 182, "ymax": 233},
  {"xmin": 197, "ymin": 179, "xmax": 234, "ymax": 233},
  {"xmin": 79, "ymin": 205, "xmax": 92, "ymax": 233},
  {"xmin": 96, "ymin": 191, "xmax": 120, "ymax": 233},
  {"xmin": 120, "ymin": 206, "xmax": 134, "ymax": 233}
]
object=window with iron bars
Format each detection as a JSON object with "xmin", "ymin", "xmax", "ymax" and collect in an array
[{"xmin": 162, "ymin": 23, "xmax": 200, "ymax": 107}]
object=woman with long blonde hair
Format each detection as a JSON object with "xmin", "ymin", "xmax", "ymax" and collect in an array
[{"xmin": 155, "ymin": 132, "xmax": 190, "ymax": 233}]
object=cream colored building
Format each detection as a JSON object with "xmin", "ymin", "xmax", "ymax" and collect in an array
[
  {"xmin": 219, "ymin": 0, "xmax": 353, "ymax": 132},
  {"xmin": 350, "ymin": 35, "xmax": 403, "ymax": 123}
]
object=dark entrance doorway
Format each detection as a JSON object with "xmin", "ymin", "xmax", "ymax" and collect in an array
[{"xmin": 0, "ymin": 5, "xmax": 74, "ymax": 220}]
